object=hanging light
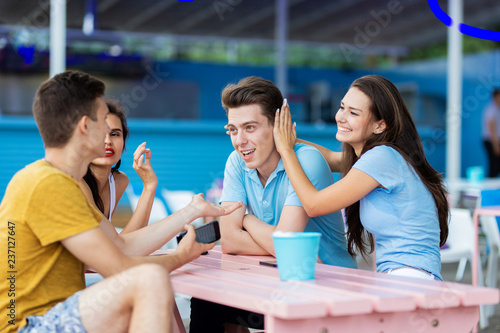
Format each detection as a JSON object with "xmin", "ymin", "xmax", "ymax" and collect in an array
[
  {"xmin": 82, "ymin": 0, "xmax": 96, "ymax": 36},
  {"xmin": 108, "ymin": 44, "xmax": 122, "ymax": 57}
]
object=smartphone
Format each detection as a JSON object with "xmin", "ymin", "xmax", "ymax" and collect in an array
[
  {"xmin": 176, "ymin": 220, "xmax": 221, "ymax": 244},
  {"xmin": 259, "ymin": 260, "xmax": 278, "ymax": 267}
]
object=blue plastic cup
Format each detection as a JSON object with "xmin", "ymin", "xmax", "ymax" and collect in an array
[
  {"xmin": 466, "ymin": 166, "xmax": 485, "ymax": 183},
  {"xmin": 272, "ymin": 232, "xmax": 321, "ymax": 281}
]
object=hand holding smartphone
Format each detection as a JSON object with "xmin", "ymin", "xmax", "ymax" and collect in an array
[{"xmin": 176, "ymin": 220, "xmax": 221, "ymax": 244}]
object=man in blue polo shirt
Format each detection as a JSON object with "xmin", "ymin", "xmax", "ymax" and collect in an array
[{"xmin": 189, "ymin": 76, "xmax": 355, "ymax": 333}]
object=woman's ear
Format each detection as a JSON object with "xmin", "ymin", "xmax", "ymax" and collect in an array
[{"xmin": 374, "ymin": 120, "xmax": 386, "ymax": 134}]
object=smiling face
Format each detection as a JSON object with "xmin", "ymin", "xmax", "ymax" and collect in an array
[
  {"xmin": 335, "ymin": 87, "xmax": 385, "ymax": 156},
  {"xmin": 227, "ymin": 104, "xmax": 281, "ymax": 183},
  {"xmin": 91, "ymin": 113, "xmax": 124, "ymax": 167}
]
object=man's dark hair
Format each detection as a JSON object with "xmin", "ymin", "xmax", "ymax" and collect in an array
[
  {"xmin": 221, "ymin": 76, "xmax": 283, "ymax": 125},
  {"xmin": 33, "ymin": 70, "xmax": 106, "ymax": 147}
]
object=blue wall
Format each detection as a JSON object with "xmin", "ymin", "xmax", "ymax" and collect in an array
[{"xmin": 0, "ymin": 118, "xmax": 45, "ymax": 198}]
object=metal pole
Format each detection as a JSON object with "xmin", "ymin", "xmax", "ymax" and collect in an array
[
  {"xmin": 275, "ymin": 0, "xmax": 288, "ymax": 97},
  {"xmin": 446, "ymin": 0, "xmax": 463, "ymax": 184},
  {"xmin": 50, "ymin": 0, "xmax": 66, "ymax": 77}
]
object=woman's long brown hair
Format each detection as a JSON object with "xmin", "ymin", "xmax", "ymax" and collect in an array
[{"xmin": 341, "ymin": 75, "xmax": 449, "ymax": 258}]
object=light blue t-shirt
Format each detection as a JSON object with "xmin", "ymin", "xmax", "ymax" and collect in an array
[
  {"xmin": 220, "ymin": 143, "xmax": 356, "ymax": 268},
  {"xmin": 482, "ymin": 100, "xmax": 500, "ymax": 140},
  {"xmin": 353, "ymin": 145, "xmax": 442, "ymax": 280}
]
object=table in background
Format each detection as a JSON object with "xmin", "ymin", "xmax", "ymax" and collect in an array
[
  {"xmin": 472, "ymin": 206, "xmax": 500, "ymax": 286},
  {"xmin": 446, "ymin": 178, "xmax": 500, "ymax": 207},
  {"xmin": 169, "ymin": 246, "xmax": 499, "ymax": 333}
]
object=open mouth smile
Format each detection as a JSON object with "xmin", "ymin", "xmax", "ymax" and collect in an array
[
  {"xmin": 337, "ymin": 126, "xmax": 352, "ymax": 133},
  {"xmin": 105, "ymin": 148, "xmax": 115, "ymax": 157},
  {"xmin": 241, "ymin": 148, "xmax": 256, "ymax": 159}
]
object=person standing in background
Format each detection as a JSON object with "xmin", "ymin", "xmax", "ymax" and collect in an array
[{"xmin": 482, "ymin": 89, "xmax": 500, "ymax": 177}]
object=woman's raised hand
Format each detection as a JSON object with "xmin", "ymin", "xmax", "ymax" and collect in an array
[
  {"xmin": 132, "ymin": 142, "xmax": 158, "ymax": 191},
  {"xmin": 273, "ymin": 98, "xmax": 297, "ymax": 155}
]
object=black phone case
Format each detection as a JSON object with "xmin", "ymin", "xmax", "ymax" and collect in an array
[
  {"xmin": 176, "ymin": 220, "xmax": 221, "ymax": 244},
  {"xmin": 259, "ymin": 260, "xmax": 278, "ymax": 267}
]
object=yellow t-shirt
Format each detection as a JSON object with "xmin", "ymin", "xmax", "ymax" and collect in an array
[{"xmin": 0, "ymin": 160, "xmax": 101, "ymax": 333}]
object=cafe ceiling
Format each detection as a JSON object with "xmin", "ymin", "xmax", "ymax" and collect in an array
[{"xmin": 0, "ymin": 0, "xmax": 499, "ymax": 55}]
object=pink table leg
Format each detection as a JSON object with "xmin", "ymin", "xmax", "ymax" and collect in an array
[
  {"xmin": 472, "ymin": 211, "xmax": 479, "ymax": 287},
  {"xmin": 172, "ymin": 301, "xmax": 186, "ymax": 333},
  {"xmin": 472, "ymin": 211, "xmax": 480, "ymax": 333}
]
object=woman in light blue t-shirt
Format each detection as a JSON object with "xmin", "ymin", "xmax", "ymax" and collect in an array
[{"xmin": 274, "ymin": 75, "xmax": 449, "ymax": 281}]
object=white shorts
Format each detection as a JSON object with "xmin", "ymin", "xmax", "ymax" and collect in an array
[{"xmin": 386, "ymin": 267, "xmax": 438, "ymax": 281}]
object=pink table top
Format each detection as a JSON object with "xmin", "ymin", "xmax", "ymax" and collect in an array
[{"xmin": 166, "ymin": 246, "xmax": 499, "ymax": 332}]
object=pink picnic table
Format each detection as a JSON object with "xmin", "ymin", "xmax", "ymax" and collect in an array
[
  {"xmin": 169, "ymin": 245, "xmax": 499, "ymax": 333},
  {"xmin": 472, "ymin": 206, "xmax": 500, "ymax": 287}
]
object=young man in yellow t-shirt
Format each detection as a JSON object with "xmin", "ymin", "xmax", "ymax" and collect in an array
[{"xmin": 0, "ymin": 71, "xmax": 241, "ymax": 333}]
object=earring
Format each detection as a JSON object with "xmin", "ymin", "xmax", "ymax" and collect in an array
[{"xmin": 375, "ymin": 130, "xmax": 383, "ymax": 134}]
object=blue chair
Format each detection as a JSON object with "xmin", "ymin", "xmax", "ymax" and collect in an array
[
  {"xmin": 125, "ymin": 183, "xmax": 177, "ymax": 249},
  {"xmin": 480, "ymin": 189, "xmax": 500, "ymax": 230},
  {"xmin": 161, "ymin": 188, "xmax": 204, "ymax": 228}
]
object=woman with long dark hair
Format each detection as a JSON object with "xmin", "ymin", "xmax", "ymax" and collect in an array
[
  {"xmin": 80, "ymin": 99, "xmax": 157, "ymax": 233},
  {"xmin": 275, "ymin": 75, "xmax": 449, "ymax": 280}
]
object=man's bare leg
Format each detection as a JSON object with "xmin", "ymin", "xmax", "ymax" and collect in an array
[{"xmin": 79, "ymin": 263, "xmax": 173, "ymax": 333}]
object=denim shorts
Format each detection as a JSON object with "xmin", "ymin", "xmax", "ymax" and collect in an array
[{"xmin": 18, "ymin": 291, "xmax": 86, "ymax": 333}]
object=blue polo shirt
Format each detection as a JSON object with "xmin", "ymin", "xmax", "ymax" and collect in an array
[
  {"xmin": 220, "ymin": 143, "xmax": 356, "ymax": 268},
  {"xmin": 353, "ymin": 145, "xmax": 442, "ymax": 280}
]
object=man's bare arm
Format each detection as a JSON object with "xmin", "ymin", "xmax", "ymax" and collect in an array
[
  {"xmin": 242, "ymin": 205, "xmax": 309, "ymax": 256},
  {"xmin": 62, "ymin": 224, "xmax": 214, "ymax": 277},
  {"xmin": 96, "ymin": 195, "xmax": 241, "ymax": 256},
  {"xmin": 219, "ymin": 202, "xmax": 269, "ymax": 255}
]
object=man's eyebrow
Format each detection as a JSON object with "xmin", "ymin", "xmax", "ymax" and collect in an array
[
  {"xmin": 110, "ymin": 128, "xmax": 123, "ymax": 132},
  {"xmin": 241, "ymin": 120, "xmax": 259, "ymax": 126},
  {"xmin": 226, "ymin": 121, "xmax": 259, "ymax": 127}
]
